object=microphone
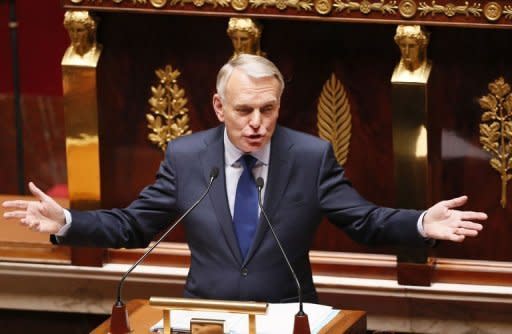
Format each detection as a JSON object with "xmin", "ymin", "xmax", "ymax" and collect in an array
[
  {"xmin": 110, "ymin": 167, "xmax": 219, "ymax": 334},
  {"xmin": 255, "ymin": 177, "xmax": 311, "ymax": 334}
]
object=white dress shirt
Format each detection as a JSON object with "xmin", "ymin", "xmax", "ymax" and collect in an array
[{"xmin": 223, "ymin": 129, "xmax": 270, "ymax": 217}]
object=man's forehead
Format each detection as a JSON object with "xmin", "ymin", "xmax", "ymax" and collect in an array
[{"xmin": 231, "ymin": 96, "xmax": 279, "ymax": 107}]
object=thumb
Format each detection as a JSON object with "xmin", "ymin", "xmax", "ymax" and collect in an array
[
  {"xmin": 28, "ymin": 182, "xmax": 51, "ymax": 202},
  {"xmin": 442, "ymin": 195, "xmax": 468, "ymax": 209}
]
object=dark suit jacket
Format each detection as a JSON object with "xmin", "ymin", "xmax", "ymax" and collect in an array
[{"xmin": 56, "ymin": 125, "xmax": 424, "ymax": 303}]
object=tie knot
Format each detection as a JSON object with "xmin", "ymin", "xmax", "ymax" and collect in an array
[{"xmin": 240, "ymin": 155, "xmax": 257, "ymax": 170}]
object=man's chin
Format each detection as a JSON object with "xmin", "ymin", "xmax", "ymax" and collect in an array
[{"xmin": 241, "ymin": 141, "xmax": 264, "ymax": 153}]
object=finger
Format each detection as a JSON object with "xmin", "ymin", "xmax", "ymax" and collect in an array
[
  {"xmin": 459, "ymin": 221, "xmax": 484, "ymax": 231},
  {"xmin": 3, "ymin": 210, "xmax": 27, "ymax": 219},
  {"xmin": 28, "ymin": 221, "xmax": 40, "ymax": 231},
  {"xmin": 2, "ymin": 200, "xmax": 30, "ymax": 209},
  {"xmin": 455, "ymin": 227, "xmax": 479, "ymax": 237},
  {"xmin": 442, "ymin": 195, "xmax": 468, "ymax": 209},
  {"xmin": 28, "ymin": 182, "xmax": 51, "ymax": 202},
  {"xmin": 459, "ymin": 211, "xmax": 488, "ymax": 221},
  {"xmin": 449, "ymin": 234, "xmax": 466, "ymax": 242}
]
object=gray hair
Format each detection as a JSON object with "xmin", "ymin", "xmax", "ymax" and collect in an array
[{"xmin": 216, "ymin": 54, "xmax": 285, "ymax": 100}]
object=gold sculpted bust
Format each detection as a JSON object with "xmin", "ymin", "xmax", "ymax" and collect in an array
[
  {"xmin": 391, "ymin": 25, "xmax": 431, "ymax": 83},
  {"xmin": 227, "ymin": 18, "xmax": 265, "ymax": 59},
  {"xmin": 62, "ymin": 11, "xmax": 101, "ymax": 66}
]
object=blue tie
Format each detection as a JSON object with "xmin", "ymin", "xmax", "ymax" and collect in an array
[{"xmin": 233, "ymin": 155, "xmax": 258, "ymax": 259}]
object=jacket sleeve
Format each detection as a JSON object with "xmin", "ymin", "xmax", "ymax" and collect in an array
[
  {"xmin": 51, "ymin": 142, "xmax": 179, "ymax": 248},
  {"xmin": 317, "ymin": 142, "xmax": 425, "ymax": 246}
]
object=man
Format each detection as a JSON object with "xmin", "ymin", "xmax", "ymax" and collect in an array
[{"xmin": 2, "ymin": 54, "xmax": 486, "ymax": 303}]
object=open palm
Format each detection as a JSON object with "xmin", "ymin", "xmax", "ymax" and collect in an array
[
  {"xmin": 423, "ymin": 196, "xmax": 486, "ymax": 242},
  {"xmin": 2, "ymin": 182, "xmax": 65, "ymax": 234}
]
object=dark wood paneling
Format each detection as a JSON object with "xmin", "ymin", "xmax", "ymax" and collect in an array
[
  {"xmin": 94, "ymin": 13, "xmax": 512, "ymax": 260},
  {"xmin": 0, "ymin": 95, "xmax": 67, "ymax": 194}
]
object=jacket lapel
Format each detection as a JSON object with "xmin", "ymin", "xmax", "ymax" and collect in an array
[
  {"xmin": 200, "ymin": 126, "xmax": 243, "ymax": 265},
  {"xmin": 244, "ymin": 126, "xmax": 294, "ymax": 264}
]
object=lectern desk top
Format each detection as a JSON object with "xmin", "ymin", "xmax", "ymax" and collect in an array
[{"xmin": 90, "ymin": 299, "xmax": 366, "ymax": 334}]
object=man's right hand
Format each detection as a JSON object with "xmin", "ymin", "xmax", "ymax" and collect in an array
[{"xmin": 2, "ymin": 182, "xmax": 66, "ymax": 234}]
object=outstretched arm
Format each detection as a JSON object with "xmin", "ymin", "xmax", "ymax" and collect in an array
[
  {"xmin": 2, "ymin": 182, "xmax": 66, "ymax": 234},
  {"xmin": 423, "ymin": 195, "xmax": 487, "ymax": 242}
]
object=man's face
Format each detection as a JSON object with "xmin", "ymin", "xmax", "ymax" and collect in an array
[
  {"xmin": 398, "ymin": 36, "xmax": 421, "ymax": 71},
  {"xmin": 213, "ymin": 69, "xmax": 280, "ymax": 153}
]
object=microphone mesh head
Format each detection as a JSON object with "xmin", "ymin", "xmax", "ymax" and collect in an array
[
  {"xmin": 256, "ymin": 177, "xmax": 264, "ymax": 188},
  {"xmin": 210, "ymin": 167, "xmax": 219, "ymax": 178}
]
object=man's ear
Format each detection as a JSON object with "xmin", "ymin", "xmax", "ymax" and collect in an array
[{"xmin": 212, "ymin": 94, "xmax": 225, "ymax": 122}]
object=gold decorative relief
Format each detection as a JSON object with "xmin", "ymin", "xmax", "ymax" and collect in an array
[
  {"xmin": 334, "ymin": 0, "xmax": 398, "ymax": 15},
  {"xmin": 315, "ymin": 0, "xmax": 333, "ymax": 14},
  {"xmin": 66, "ymin": 0, "xmax": 512, "ymax": 24},
  {"xmin": 418, "ymin": 1, "xmax": 482, "ymax": 17},
  {"xmin": 72, "ymin": 0, "xmax": 148, "ymax": 3},
  {"xmin": 505, "ymin": 5, "xmax": 512, "ymax": 19},
  {"xmin": 147, "ymin": 65, "xmax": 192, "ymax": 151},
  {"xmin": 483, "ymin": 2, "xmax": 501, "ymax": 21},
  {"xmin": 398, "ymin": 0, "xmax": 417, "ymax": 18},
  {"xmin": 231, "ymin": 0, "xmax": 249, "ymax": 10},
  {"xmin": 170, "ymin": 0, "xmax": 230, "ymax": 7},
  {"xmin": 250, "ymin": 0, "xmax": 313, "ymax": 10},
  {"xmin": 479, "ymin": 77, "xmax": 512, "ymax": 208},
  {"xmin": 317, "ymin": 73, "xmax": 352, "ymax": 165},
  {"xmin": 150, "ymin": 0, "xmax": 167, "ymax": 7}
]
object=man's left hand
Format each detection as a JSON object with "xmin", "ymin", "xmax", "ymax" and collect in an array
[{"xmin": 423, "ymin": 195, "xmax": 487, "ymax": 242}]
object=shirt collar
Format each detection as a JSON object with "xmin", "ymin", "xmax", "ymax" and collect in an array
[{"xmin": 224, "ymin": 129, "xmax": 270, "ymax": 167}]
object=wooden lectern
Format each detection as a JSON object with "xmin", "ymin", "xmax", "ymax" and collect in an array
[{"xmin": 90, "ymin": 299, "xmax": 366, "ymax": 334}]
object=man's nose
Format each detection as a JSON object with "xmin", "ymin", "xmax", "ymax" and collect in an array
[{"xmin": 249, "ymin": 110, "xmax": 261, "ymax": 128}]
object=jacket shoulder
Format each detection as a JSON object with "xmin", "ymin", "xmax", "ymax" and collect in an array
[
  {"xmin": 278, "ymin": 126, "xmax": 331, "ymax": 152},
  {"xmin": 165, "ymin": 126, "xmax": 222, "ymax": 155}
]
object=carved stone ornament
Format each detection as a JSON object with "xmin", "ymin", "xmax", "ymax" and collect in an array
[
  {"xmin": 317, "ymin": 73, "xmax": 352, "ymax": 166},
  {"xmin": 398, "ymin": 0, "xmax": 417, "ymax": 18},
  {"xmin": 147, "ymin": 65, "xmax": 192, "ymax": 151},
  {"xmin": 479, "ymin": 77, "xmax": 512, "ymax": 208}
]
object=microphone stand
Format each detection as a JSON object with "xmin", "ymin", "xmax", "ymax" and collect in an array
[
  {"xmin": 110, "ymin": 168, "xmax": 219, "ymax": 334},
  {"xmin": 256, "ymin": 178, "xmax": 310, "ymax": 334}
]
